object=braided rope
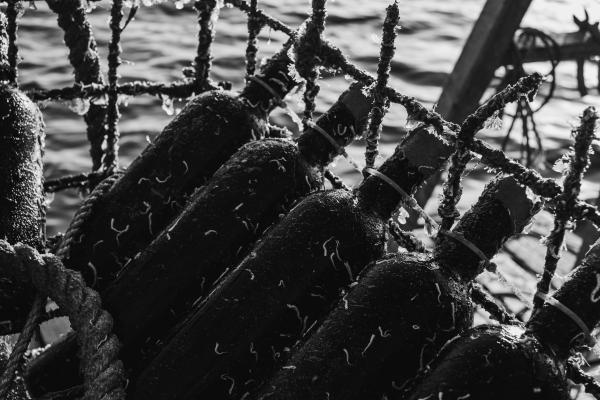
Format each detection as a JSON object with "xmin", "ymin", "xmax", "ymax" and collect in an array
[
  {"xmin": 532, "ymin": 107, "xmax": 598, "ymax": 314},
  {"xmin": 26, "ymin": 79, "xmax": 219, "ymax": 102},
  {"xmin": 438, "ymin": 73, "xmax": 544, "ymax": 231},
  {"xmin": 103, "ymin": 0, "xmax": 124, "ymax": 171},
  {"xmin": 225, "ymin": 0, "xmax": 296, "ymax": 38},
  {"xmin": 56, "ymin": 172, "xmax": 123, "ymax": 262},
  {"xmin": 0, "ymin": 295, "xmax": 44, "ymax": 399},
  {"xmin": 244, "ymin": 0, "xmax": 262, "ymax": 78},
  {"xmin": 44, "ymin": 171, "xmax": 111, "ymax": 194},
  {"xmin": 296, "ymin": 0, "xmax": 326, "ymax": 126},
  {"xmin": 46, "ymin": 0, "xmax": 108, "ymax": 172},
  {"xmin": 5, "ymin": 0, "xmax": 18, "ymax": 86},
  {"xmin": 194, "ymin": 0, "xmax": 217, "ymax": 90},
  {"xmin": 364, "ymin": 1, "xmax": 398, "ymax": 170},
  {"xmin": 0, "ymin": 241, "xmax": 126, "ymax": 400}
]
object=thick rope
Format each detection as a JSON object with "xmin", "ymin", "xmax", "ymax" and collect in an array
[
  {"xmin": 0, "ymin": 240, "xmax": 125, "ymax": 400},
  {"xmin": 0, "ymin": 295, "xmax": 44, "ymax": 399},
  {"xmin": 46, "ymin": 0, "xmax": 108, "ymax": 172},
  {"xmin": 56, "ymin": 171, "xmax": 122, "ymax": 262}
]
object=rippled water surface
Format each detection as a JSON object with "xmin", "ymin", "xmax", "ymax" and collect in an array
[{"xmin": 11, "ymin": 0, "xmax": 599, "ymax": 235}]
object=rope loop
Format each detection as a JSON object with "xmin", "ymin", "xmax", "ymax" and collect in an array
[{"xmin": 0, "ymin": 241, "xmax": 126, "ymax": 400}]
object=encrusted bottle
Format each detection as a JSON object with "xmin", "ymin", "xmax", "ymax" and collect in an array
[
  {"xmin": 60, "ymin": 45, "xmax": 301, "ymax": 291},
  {"xmin": 129, "ymin": 125, "xmax": 455, "ymax": 400},
  {"xmin": 258, "ymin": 177, "xmax": 538, "ymax": 400},
  {"xmin": 25, "ymin": 82, "xmax": 371, "ymax": 395}
]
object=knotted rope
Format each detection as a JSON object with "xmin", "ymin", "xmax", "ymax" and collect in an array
[{"xmin": 0, "ymin": 240, "xmax": 125, "ymax": 400}]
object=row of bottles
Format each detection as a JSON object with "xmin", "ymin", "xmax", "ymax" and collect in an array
[
  {"xmin": 407, "ymin": 107, "xmax": 600, "ymax": 400},
  {"xmin": 127, "ymin": 124, "xmax": 456, "ymax": 399},
  {"xmin": 60, "ymin": 42, "xmax": 300, "ymax": 291},
  {"xmin": 0, "ymin": 9, "xmax": 595, "ymax": 399},
  {"xmin": 257, "ymin": 176, "xmax": 538, "ymax": 400},
  {"xmin": 25, "ymin": 82, "xmax": 373, "ymax": 393}
]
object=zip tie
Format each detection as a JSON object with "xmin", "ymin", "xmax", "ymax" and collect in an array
[
  {"xmin": 308, "ymin": 120, "xmax": 363, "ymax": 174},
  {"xmin": 437, "ymin": 225, "xmax": 536, "ymax": 308},
  {"xmin": 247, "ymin": 75, "xmax": 286, "ymax": 108},
  {"xmin": 535, "ymin": 292, "xmax": 596, "ymax": 347},
  {"xmin": 364, "ymin": 167, "xmax": 439, "ymax": 234},
  {"xmin": 437, "ymin": 220, "xmax": 596, "ymax": 349}
]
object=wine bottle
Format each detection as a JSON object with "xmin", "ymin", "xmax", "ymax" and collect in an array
[
  {"xmin": 0, "ymin": 83, "xmax": 45, "ymax": 324},
  {"xmin": 404, "ymin": 239, "xmax": 600, "ymax": 400},
  {"xmin": 257, "ymin": 176, "xmax": 539, "ymax": 400},
  {"xmin": 60, "ymin": 44, "xmax": 301, "ymax": 291},
  {"xmin": 128, "ymin": 125, "xmax": 455, "ymax": 400},
  {"xmin": 24, "ymin": 82, "xmax": 371, "ymax": 396}
]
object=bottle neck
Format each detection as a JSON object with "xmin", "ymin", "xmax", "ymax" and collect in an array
[
  {"xmin": 527, "ymin": 242, "xmax": 600, "ymax": 358},
  {"xmin": 355, "ymin": 126, "xmax": 453, "ymax": 220},
  {"xmin": 434, "ymin": 177, "xmax": 536, "ymax": 282},
  {"xmin": 240, "ymin": 47, "xmax": 299, "ymax": 114},
  {"xmin": 297, "ymin": 83, "xmax": 370, "ymax": 168}
]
